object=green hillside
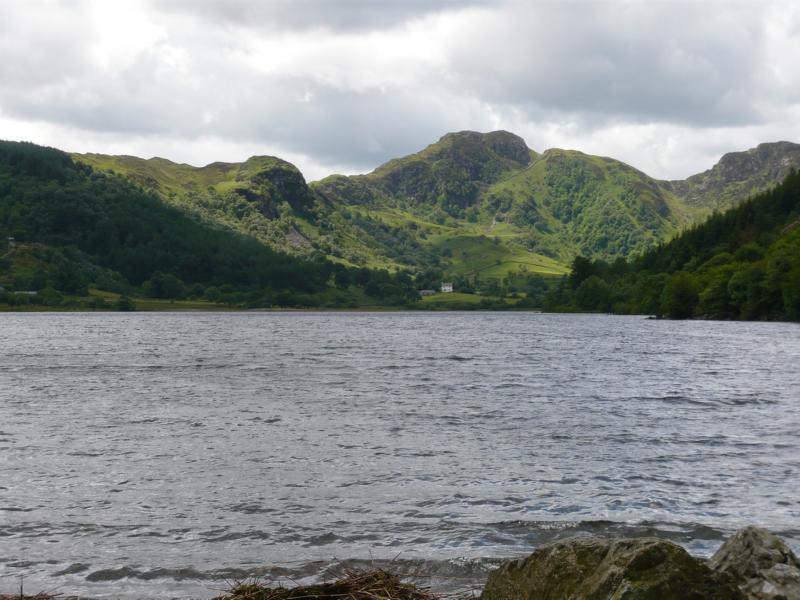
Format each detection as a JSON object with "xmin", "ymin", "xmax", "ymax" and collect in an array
[
  {"xmin": 313, "ymin": 131, "xmax": 701, "ymax": 275},
  {"xmin": 72, "ymin": 132, "xmax": 800, "ymax": 291},
  {"xmin": 0, "ymin": 141, "xmax": 418, "ymax": 310},
  {"xmin": 479, "ymin": 148, "xmax": 697, "ymax": 261},
  {"xmin": 74, "ymin": 152, "xmax": 321, "ymax": 256},
  {"xmin": 76, "ymin": 134, "xmax": 570, "ymax": 279},
  {"xmin": 552, "ymin": 170, "xmax": 800, "ymax": 321}
]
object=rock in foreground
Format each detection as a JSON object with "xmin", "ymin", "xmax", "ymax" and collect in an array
[
  {"xmin": 480, "ymin": 536, "xmax": 744, "ymax": 600},
  {"xmin": 710, "ymin": 526, "xmax": 800, "ymax": 599}
]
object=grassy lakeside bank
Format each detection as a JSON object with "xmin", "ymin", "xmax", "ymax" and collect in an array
[
  {"xmin": 0, "ymin": 284, "xmax": 541, "ymax": 312},
  {"xmin": 0, "ymin": 294, "xmax": 538, "ymax": 312},
  {"xmin": 0, "ymin": 302, "xmax": 536, "ymax": 313},
  {"xmin": 0, "ymin": 288, "xmax": 231, "ymax": 312}
]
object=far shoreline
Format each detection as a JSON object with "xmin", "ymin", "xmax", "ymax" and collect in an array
[{"xmin": 5, "ymin": 306, "xmax": 800, "ymax": 325}]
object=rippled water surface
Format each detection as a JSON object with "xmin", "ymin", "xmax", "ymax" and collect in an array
[{"xmin": 1, "ymin": 312, "xmax": 799, "ymax": 598}]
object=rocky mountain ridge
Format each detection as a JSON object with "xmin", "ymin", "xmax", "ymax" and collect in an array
[
  {"xmin": 73, "ymin": 133, "xmax": 800, "ymax": 278},
  {"xmin": 661, "ymin": 141, "xmax": 800, "ymax": 210}
]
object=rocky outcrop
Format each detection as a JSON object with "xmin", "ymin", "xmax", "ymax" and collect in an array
[
  {"xmin": 363, "ymin": 130, "xmax": 534, "ymax": 209},
  {"xmin": 232, "ymin": 186, "xmax": 279, "ymax": 218},
  {"xmin": 480, "ymin": 536, "xmax": 743, "ymax": 600},
  {"xmin": 312, "ymin": 174, "xmax": 384, "ymax": 206},
  {"xmin": 662, "ymin": 141, "xmax": 800, "ymax": 210},
  {"xmin": 246, "ymin": 161, "xmax": 315, "ymax": 213},
  {"xmin": 228, "ymin": 157, "xmax": 317, "ymax": 218},
  {"xmin": 483, "ymin": 130, "xmax": 532, "ymax": 166},
  {"xmin": 710, "ymin": 526, "xmax": 800, "ymax": 600},
  {"xmin": 481, "ymin": 528, "xmax": 800, "ymax": 600}
]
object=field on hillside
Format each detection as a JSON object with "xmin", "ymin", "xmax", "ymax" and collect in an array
[
  {"xmin": 351, "ymin": 206, "xmax": 569, "ymax": 278},
  {"xmin": 417, "ymin": 291, "xmax": 519, "ymax": 309}
]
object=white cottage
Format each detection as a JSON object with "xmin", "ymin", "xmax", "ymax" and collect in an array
[{"xmin": 440, "ymin": 282, "xmax": 453, "ymax": 293}]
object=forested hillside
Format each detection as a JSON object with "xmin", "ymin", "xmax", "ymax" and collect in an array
[
  {"xmin": 0, "ymin": 141, "xmax": 417, "ymax": 309},
  {"xmin": 551, "ymin": 170, "xmax": 800, "ymax": 321},
  {"xmin": 5, "ymin": 133, "xmax": 799, "ymax": 313},
  {"xmin": 74, "ymin": 133, "xmax": 800, "ymax": 286}
]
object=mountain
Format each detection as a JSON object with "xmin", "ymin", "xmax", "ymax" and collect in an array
[
  {"xmin": 550, "ymin": 169, "xmax": 800, "ymax": 321},
  {"xmin": 71, "ymin": 133, "xmax": 800, "ymax": 285},
  {"xmin": 477, "ymin": 147, "xmax": 695, "ymax": 258},
  {"xmin": 662, "ymin": 141, "xmax": 800, "ymax": 211},
  {"xmin": 0, "ymin": 141, "xmax": 418, "ymax": 309},
  {"xmin": 314, "ymin": 131, "xmax": 697, "ymax": 269},
  {"xmin": 318, "ymin": 130, "xmax": 533, "ymax": 209},
  {"xmin": 74, "ymin": 152, "xmax": 321, "ymax": 254}
]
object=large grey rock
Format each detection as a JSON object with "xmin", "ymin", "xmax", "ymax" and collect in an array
[
  {"xmin": 480, "ymin": 536, "xmax": 743, "ymax": 600},
  {"xmin": 710, "ymin": 526, "xmax": 800, "ymax": 599}
]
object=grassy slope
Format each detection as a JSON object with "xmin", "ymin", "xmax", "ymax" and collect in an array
[
  {"xmin": 308, "ymin": 131, "xmax": 572, "ymax": 277},
  {"xmin": 433, "ymin": 232, "xmax": 567, "ymax": 277},
  {"xmin": 346, "ymin": 204, "xmax": 569, "ymax": 277},
  {"xmin": 315, "ymin": 134, "xmax": 706, "ymax": 277},
  {"xmin": 77, "ymin": 149, "xmax": 568, "ymax": 278},
  {"xmin": 75, "ymin": 153, "xmax": 419, "ymax": 273},
  {"xmin": 73, "ymin": 153, "xmax": 324, "ymax": 258},
  {"xmin": 484, "ymin": 149, "xmax": 700, "ymax": 262},
  {"xmin": 74, "ymin": 153, "xmax": 299, "ymax": 197},
  {"xmin": 319, "ymin": 145, "xmax": 694, "ymax": 277},
  {"xmin": 73, "ymin": 136, "xmax": 799, "ymax": 288},
  {"xmin": 419, "ymin": 291, "xmax": 513, "ymax": 306}
]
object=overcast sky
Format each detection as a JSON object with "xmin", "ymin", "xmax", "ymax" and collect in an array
[{"xmin": 1, "ymin": 0, "xmax": 799, "ymax": 181}]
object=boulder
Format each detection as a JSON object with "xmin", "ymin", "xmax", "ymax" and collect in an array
[
  {"xmin": 710, "ymin": 526, "xmax": 800, "ymax": 599},
  {"xmin": 480, "ymin": 536, "xmax": 743, "ymax": 600}
]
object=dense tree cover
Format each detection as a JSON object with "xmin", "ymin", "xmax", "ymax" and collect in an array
[
  {"xmin": 550, "ymin": 170, "xmax": 800, "ymax": 320},
  {"xmin": 0, "ymin": 141, "xmax": 418, "ymax": 308}
]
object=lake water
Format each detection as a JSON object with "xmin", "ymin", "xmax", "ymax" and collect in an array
[{"xmin": 1, "ymin": 312, "xmax": 799, "ymax": 598}]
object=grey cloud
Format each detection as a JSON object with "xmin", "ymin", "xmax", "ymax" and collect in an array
[
  {"xmin": 212, "ymin": 80, "xmax": 492, "ymax": 169},
  {"xmin": 1, "ymin": 50, "xmax": 204, "ymax": 136},
  {"xmin": 154, "ymin": 0, "xmax": 493, "ymax": 32},
  {"xmin": 0, "ymin": 54, "xmax": 486, "ymax": 170},
  {"xmin": 0, "ymin": 5, "xmax": 91, "ymax": 87},
  {"xmin": 0, "ymin": 0, "xmax": 494, "ymax": 171},
  {"xmin": 447, "ymin": 2, "xmax": 769, "ymax": 127}
]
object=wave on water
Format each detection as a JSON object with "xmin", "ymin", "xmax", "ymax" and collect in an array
[
  {"xmin": 3, "ymin": 313, "xmax": 800, "ymax": 599},
  {"xmin": 2, "ymin": 517, "xmax": 764, "ymax": 597},
  {"xmin": 53, "ymin": 518, "xmax": 800, "ymax": 596}
]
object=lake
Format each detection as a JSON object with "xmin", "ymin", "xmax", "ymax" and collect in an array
[{"xmin": 1, "ymin": 312, "xmax": 799, "ymax": 598}]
